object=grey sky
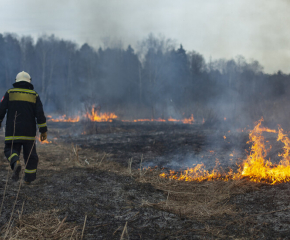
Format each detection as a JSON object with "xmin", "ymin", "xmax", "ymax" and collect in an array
[{"xmin": 0, "ymin": 0, "xmax": 289, "ymax": 73}]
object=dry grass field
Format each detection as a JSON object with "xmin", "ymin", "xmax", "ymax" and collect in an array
[{"xmin": 0, "ymin": 122, "xmax": 289, "ymax": 239}]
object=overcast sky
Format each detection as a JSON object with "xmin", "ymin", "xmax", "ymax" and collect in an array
[{"xmin": 0, "ymin": 0, "xmax": 289, "ymax": 73}]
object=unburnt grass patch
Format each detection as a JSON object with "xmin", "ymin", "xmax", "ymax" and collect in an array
[{"xmin": 3, "ymin": 209, "xmax": 80, "ymax": 239}]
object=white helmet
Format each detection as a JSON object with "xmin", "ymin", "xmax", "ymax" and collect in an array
[{"xmin": 15, "ymin": 71, "xmax": 31, "ymax": 83}]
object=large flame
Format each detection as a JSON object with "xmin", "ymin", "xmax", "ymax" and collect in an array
[{"xmin": 160, "ymin": 118, "xmax": 290, "ymax": 184}]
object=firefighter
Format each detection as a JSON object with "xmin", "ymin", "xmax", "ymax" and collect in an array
[{"xmin": 0, "ymin": 71, "xmax": 47, "ymax": 184}]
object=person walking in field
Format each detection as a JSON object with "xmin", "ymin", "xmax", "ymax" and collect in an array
[{"xmin": 0, "ymin": 71, "xmax": 47, "ymax": 184}]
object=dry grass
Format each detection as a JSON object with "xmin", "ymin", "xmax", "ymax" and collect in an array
[
  {"xmin": 65, "ymin": 148, "xmax": 263, "ymax": 222},
  {"xmin": 32, "ymin": 142, "xmax": 266, "ymax": 237},
  {"xmin": 0, "ymin": 139, "xmax": 267, "ymax": 239},
  {"xmin": 120, "ymin": 221, "xmax": 129, "ymax": 240},
  {"xmin": 138, "ymin": 168, "xmax": 265, "ymax": 238},
  {"xmin": 3, "ymin": 209, "xmax": 80, "ymax": 239},
  {"xmin": 139, "ymin": 169, "xmax": 262, "ymax": 220},
  {"xmin": 38, "ymin": 143, "xmax": 263, "ymax": 223},
  {"xmin": 37, "ymin": 143, "xmax": 113, "ymax": 170}
]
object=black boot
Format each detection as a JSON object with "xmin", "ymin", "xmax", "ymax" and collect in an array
[{"xmin": 12, "ymin": 161, "xmax": 21, "ymax": 181}]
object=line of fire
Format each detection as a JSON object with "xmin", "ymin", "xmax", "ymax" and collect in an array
[{"xmin": 46, "ymin": 108, "xmax": 290, "ymax": 185}]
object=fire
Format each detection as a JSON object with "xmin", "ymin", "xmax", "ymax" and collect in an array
[
  {"xmin": 38, "ymin": 136, "xmax": 52, "ymax": 144},
  {"xmin": 168, "ymin": 117, "xmax": 179, "ymax": 122},
  {"xmin": 48, "ymin": 115, "xmax": 80, "ymax": 122},
  {"xmin": 132, "ymin": 118, "xmax": 166, "ymax": 122},
  {"xmin": 128, "ymin": 114, "xmax": 195, "ymax": 124},
  {"xmin": 85, "ymin": 108, "xmax": 118, "ymax": 122},
  {"xmin": 159, "ymin": 161, "xmax": 233, "ymax": 182},
  {"xmin": 182, "ymin": 114, "xmax": 195, "ymax": 124},
  {"xmin": 47, "ymin": 107, "xmax": 118, "ymax": 123},
  {"xmin": 160, "ymin": 118, "xmax": 290, "ymax": 184},
  {"xmin": 168, "ymin": 115, "xmax": 195, "ymax": 124},
  {"xmin": 47, "ymin": 110, "xmax": 196, "ymax": 124}
]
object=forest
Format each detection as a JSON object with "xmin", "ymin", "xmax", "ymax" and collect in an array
[{"xmin": 0, "ymin": 33, "xmax": 289, "ymax": 126}]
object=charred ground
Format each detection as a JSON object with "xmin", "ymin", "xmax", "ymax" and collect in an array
[{"xmin": 0, "ymin": 122, "xmax": 289, "ymax": 239}]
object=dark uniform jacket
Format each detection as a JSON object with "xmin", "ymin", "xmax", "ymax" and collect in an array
[{"xmin": 0, "ymin": 81, "xmax": 47, "ymax": 143}]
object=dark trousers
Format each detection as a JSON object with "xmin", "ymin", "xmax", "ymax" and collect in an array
[{"xmin": 4, "ymin": 142, "xmax": 38, "ymax": 182}]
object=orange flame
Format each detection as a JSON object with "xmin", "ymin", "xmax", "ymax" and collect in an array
[
  {"xmin": 47, "ymin": 109, "xmax": 195, "ymax": 124},
  {"xmin": 47, "ymin": 107, "xmax": 117, "ymax": 123},
  {"xmin": 131, "ymin": 118, "xmax": 166, "ymax": 123},
  {"xmin": 48, "ymin": 115, "xmax": 80, "ymax": 122},
  {"xmin": 160, "ymin": 118, "xmax": 290, "ymax": 184},
  {"xmin": 125, "ymin": 114, "xmax": 195, "ymax": 124},
  {"xmin": 85, "ymin": 107, "xmax": 118, "ymax": 122},
  {"xmin": 38, "ymin": 137, "xmax": 52, "ymax": 144},
  {"xmin": 48, "ymin": 111, "xmax": 196, "ymax": 124},
  {"xmin": 182, "ymin": 114, "xmax": 195, "ymax": 124}
]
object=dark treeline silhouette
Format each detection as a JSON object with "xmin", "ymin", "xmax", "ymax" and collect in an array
[{"xmin": 0, "ymin": 33, "xmax": 289, "ymax": 126}]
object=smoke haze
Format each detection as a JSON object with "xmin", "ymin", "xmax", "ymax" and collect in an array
[{"xmin": 0, "ymin": 0, "xmax": 290, "ymax": 73}]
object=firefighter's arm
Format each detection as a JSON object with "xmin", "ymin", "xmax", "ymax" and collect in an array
[
  {"xmin": 0, "ymin": 92, "xmax": 9, "ymax": 128},
  {"xmin": 35, "ymin": 95, "xmax": 47, "ymax": 135}
]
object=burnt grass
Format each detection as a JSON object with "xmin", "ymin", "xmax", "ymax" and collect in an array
[{"xmin": 0, "ymin": 122, "xmax": 290, "ymax": 239}]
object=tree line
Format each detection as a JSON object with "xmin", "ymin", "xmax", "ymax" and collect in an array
[{"xmin": 0, "ymin": 33, "xmax": 288, "ymax": 124}]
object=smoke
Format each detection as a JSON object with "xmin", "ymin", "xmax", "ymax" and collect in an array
[
  {"xmin": 144, "ymin": 133, "xmax": 246, "ymax": 171},
  {"xmin": 0, "ymin": 1, "xmax": 289, "ymax": 132},
  {"xmin": 1, "ymin": 0, "xmax": 290, "ymax": 73}
]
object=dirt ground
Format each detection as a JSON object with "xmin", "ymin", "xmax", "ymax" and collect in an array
[{"xmin": 0, "ymin": 122, "xmax": 290, "ymax": 239}]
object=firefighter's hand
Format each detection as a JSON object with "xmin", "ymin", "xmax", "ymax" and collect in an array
[{"xmin": 40, "ymin": 132, "xmax": 47, "ymax": 141}]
